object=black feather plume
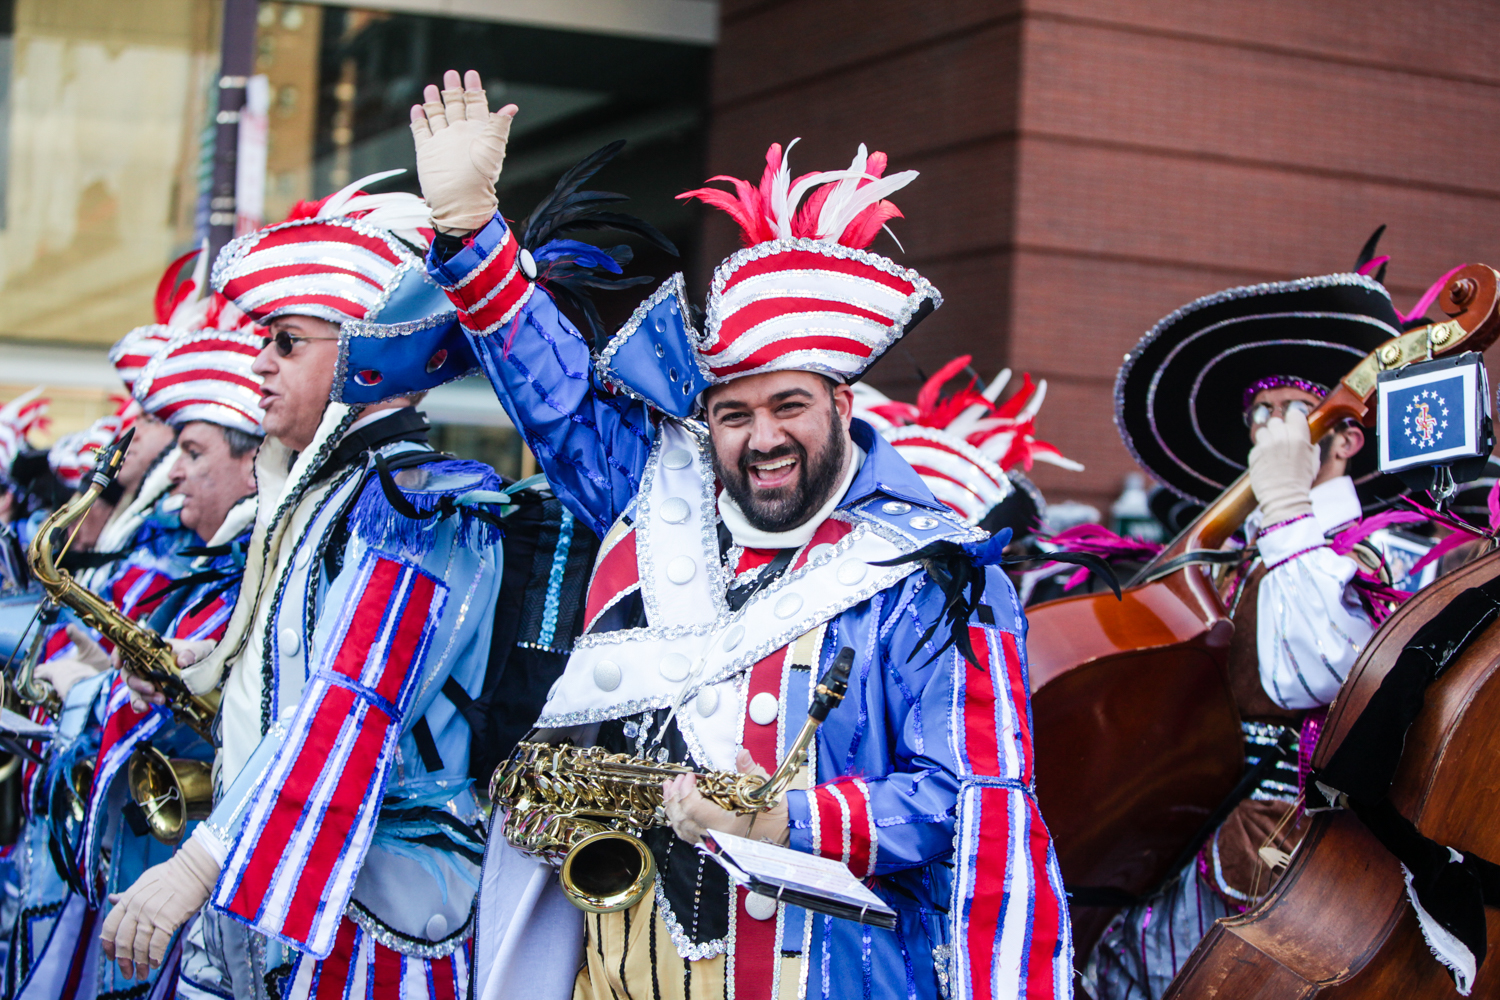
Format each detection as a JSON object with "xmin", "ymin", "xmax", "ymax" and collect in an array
[{"xmin": 513, "ymin": 141, "xmax": 681, "ymax": 347}]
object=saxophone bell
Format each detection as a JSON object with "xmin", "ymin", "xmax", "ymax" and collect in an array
[
  {"xmin": 127, "ymin": 744, "xmax": 213, "ymax": 846},
  {"xmin": 561, "ymin": 831, "xmax": 658, "ymax": 913}
]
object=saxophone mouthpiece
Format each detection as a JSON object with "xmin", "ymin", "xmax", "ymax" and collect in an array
[
  {"xmin": 808, "ymin": 647, "xmax": 854, "ymax": 722},
  {"xmin": 91, "ymin": 426, "xmax": 134, "ymax": 488}
]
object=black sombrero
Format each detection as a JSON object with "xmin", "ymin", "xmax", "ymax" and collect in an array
[{"xmin": 1115, "ymin": 273, "xmax": 1404, "ymax": 511}]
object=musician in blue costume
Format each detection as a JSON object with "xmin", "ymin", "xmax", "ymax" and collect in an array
[
  {"xmin": 101, "ymin": 180, "xmax": 509, "ymax": 1000},
  {"xmin": 404, "ymin": 70, "xmax": 1073, "ymax": 1000},
  {"xmin": 4, "ymin": 326, "xmax": 265, "ymax": 1000}
]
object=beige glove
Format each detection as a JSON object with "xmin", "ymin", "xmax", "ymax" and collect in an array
[
  {"xmin": 662, "ymin": 750, "xmax": 790, "ymax": 847},
  {"xmin": 100, "ymin": 836, "xmax": 219, "ymax": 980},
  {"xmin": 409, "ymin": 68, "xmax": 518, "ymax": 234},
  {"xmin": 1248, "ymin": 409, "xmax": 1320, "ymax": 526},
  {"xmin": 35, "ymin": 625, "xmax": 112, "ymax": 701}
]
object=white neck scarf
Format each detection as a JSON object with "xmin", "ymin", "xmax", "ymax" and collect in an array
[{"xmin": 717, "ymin": 443, "xmax": 865, "ymax": 550}]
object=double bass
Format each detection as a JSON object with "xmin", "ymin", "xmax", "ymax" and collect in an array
[
  {"xmin": 1023, "ymin": 265, "xmax": 1500, "ymax": 957},
  {"xmin": 1163, "ymin": 545, "xmax": 1500, "ymax": 997}
]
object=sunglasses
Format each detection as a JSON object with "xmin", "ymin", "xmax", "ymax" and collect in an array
[
  {"xmin": 1245, "ymin": 398, "xmax": 1312, "ymax": 427},
  {"xmin": 266, "ymin": 330, "xmax": 339, "ymax": 357}
]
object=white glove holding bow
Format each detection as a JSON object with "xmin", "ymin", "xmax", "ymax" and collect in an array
[
  {"xmin": 409, "ymin": 68, "xmax": 518, "ymax": 234},
  {"xmin": 1248, "ymin": 409, "xmax": 1320, "ymax": 527}
]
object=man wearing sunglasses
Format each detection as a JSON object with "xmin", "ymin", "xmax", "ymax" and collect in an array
[
  {"xmin": 1092, "ymin": 274, "xmax": 1413, "ymax": 999},
  {"xmin": 99, "ymin": 184, "xmax": 508, "ymax": 1000}
]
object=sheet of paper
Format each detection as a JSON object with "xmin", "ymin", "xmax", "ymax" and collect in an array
[
  {"xmin": 0, "ymin": 707, "xmax": 53, "ymax": 739},
  {"xmin": 704, "ymin": 830, "xmax": 888, "ymax": 909}
]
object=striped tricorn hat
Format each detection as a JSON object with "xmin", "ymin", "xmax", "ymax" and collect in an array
[
  {"xmin": 133, "ymin": 328, "xmax": 265, "ymax": 437},
  {"xmin": 597, "ymin": 142, "xmax": 940, "ymax": 417},
  {"xmin": 685, "ymin": 141, "xmax": 940, "ymax": 384}
]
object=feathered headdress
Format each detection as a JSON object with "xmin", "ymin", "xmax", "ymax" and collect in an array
[
  {"xmin": 0, "ymin": 388, "xmax": 50, "ymax": 480},
  {"xmin": 852, "ymin": 355, "xmax": 1081, "ymax": 525}
]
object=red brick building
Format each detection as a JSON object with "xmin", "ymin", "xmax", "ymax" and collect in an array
[{"xmin": 702, "ymin": 1, "xmax": 1500, "ymax": 514}]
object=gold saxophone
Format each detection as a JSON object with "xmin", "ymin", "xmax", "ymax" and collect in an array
[
  {"xmin": 490, "ymin": 648, "xmax": 852, "ymax": 913},
  {"xmin": 27, "ymin": 428, "xmax": 217, "ymax": 844}
]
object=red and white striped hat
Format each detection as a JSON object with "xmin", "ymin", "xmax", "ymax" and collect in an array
[
  {"xmin": 133, "ymin": 328, "xmax": 265, "ymax": 437},
  {"xmin": 678, "ymin": 141, "xmax": 939, "ymax": 385},
  {"xmin": 0, "ymin": 388, "xmax": 50, "ymax": 478},
  {"xmin": 211, "ymin": 170, "xmax": 434, "ymax": 325},
  {"xmin": 110, "ymin": 326, "xmax": 177, "ymax": 395}
]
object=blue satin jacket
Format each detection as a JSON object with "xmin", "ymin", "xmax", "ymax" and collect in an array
[{"xmin": 428, "ymin": 215, "xmax": 1073, "ymax": 1000}]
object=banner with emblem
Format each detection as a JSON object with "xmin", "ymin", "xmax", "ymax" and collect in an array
[{"xmin": 1376, "ymin": 351, "xmax": 1492, "ymax": 475}]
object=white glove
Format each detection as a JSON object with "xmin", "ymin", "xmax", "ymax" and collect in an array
[
  {"xmin": 100, "ymin": 836, "xmax": 220, "ymax": 980},
  {"xmin": 1249, "ymin": 409, "xmax": 1320, "ymax": 527},
  {"xmin": 409, "ymin": 69, "xmax": 518, "ymax": 234},
  {"xmin": 33, "ymin": 657, "xmax": 100, "ymax": 703},
  {"xmin": 661, "ymin": 750, "xmax": 790, "ymax": 847},
  {"xmin": 65, "ymin": 624, "xmax": 110, "ymax": 670}
]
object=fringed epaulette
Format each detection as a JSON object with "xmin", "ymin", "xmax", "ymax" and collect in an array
[
  {"xmin": 349, "ymin": 454, "xmax": 513, "ymax": 555},
  {"xmin": 874, "ymin": 528, "xmax": 1121, "ymax": 669}
]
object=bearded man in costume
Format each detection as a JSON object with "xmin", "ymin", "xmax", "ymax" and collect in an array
[
  {"xmin": 1085, "ymin": 268, "xmax": 1448, "ymax": 999},
  {"xmin": 99, "ymin": 181, "xmax": 508, "ymax": 1000},
  {"xmin": 7, "ymin": 327, "xmax": 265, "ymax": 1000},
  {"xmin": 401, "ymin": 69, "xmax": 1072, "ymax": 1000}
]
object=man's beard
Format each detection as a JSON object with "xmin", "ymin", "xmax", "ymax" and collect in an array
[{"xmin": 714, "ymin": 417, "xmax": 848, "ymax": 533}]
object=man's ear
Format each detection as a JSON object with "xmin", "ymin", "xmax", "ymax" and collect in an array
[
  {"xmin": 831, "ymin": 380, "xmax": 854, "ymax": 425},
  {"xmin": 1335, "ymin": 423, "xmax": 1365, "ymax": 460}
]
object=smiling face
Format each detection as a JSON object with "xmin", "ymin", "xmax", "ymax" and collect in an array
[
  {"xmin": 704, "ymin": 370, "xmax": 854, "ymax": 533},
  {"xmin": 250, "ymin": 315, "xmax": 341, "ymax": 452},
  {"xmin": 169, "ymin": 421, "xmax": 259, "ymax": 541}
]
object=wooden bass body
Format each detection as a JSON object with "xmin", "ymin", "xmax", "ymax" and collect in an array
[
  {"xmin": 1027, "ymin": 564, "xmax": 1243, "ymax": 954},
  {"xmin": 1164, "ymin": 548, "xmax": 1500, "ymax": 998}
]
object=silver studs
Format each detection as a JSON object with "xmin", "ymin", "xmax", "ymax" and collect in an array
[
  {"xmin": 909, "ymin": 515, "xmax": 939, "ymax": 530},
  {"xmin": 425, "ymin": 913, "xmax": 449, "ymax": 941},
  {"xmin": 837, "ymin": 561, "xmax": 867, "ymax": 587},
  {"xmin": 294, "ymin": 545, "xmax": 312, "ymax": 569},
  {"xmin": 748, "ymin": 691, "xmax": 779, "ymax": 725},
  {"xmin": 655, "ymin": 343, "xmax": 666, "ymax": 358},
  {"xmin": 696, "ymin": 687, "xmax": 720, "ymax": 717},
  {"xmin": 663, "ymin": 448, "xmax": 692, "ymax": 470},
  {"xmin": 682, "ymin": 382, "xmax": 693, "ymax": 395},
  {"xmin": 744, "ymin": 893, "xmax": 777, "ymax": 921},
  {"xmin": 666, "ymin": 556, "xmax": 697, "ymax": 584},
  {"xmin": 807, "ymin": 543, "xmax": 835, "ymax": 565},
  {"xmin": 593, "ymin": 660, "xmax": 622, "ymax": 692},
  {"xmin": 659, "ymin": 497, "xmax": 690, "ymax": 525},
  {"xmin": 655, "ymin": 317, "xmax": 667, "ymax": 333},
  {"xmin": 882, "ymin": 501, "xmax": 911, "ymax": 515},
  {"xmin": 668, "ymin": 367, "xmax": 679, "ymax": 382},
  {"xmin": 774, "ymin": 593, "xmax": 803, "ymax": 619},
  {"xmin": 279, "ymin": 626, "xmax": 301, "ymax": 655},
  {"xmin": 547, "ymin": 679, "xmax": 561, "ymax": 702},
  {"xmin": 659, "ymin": 653, "xmax": 691, "ymax": 682},
  {"xmin": 722, "ymin": 624, "xmax": 744, "ymax": 651},
  {"xmin": 518, "ymin": 247, "xmax": 538, "ymax": 281}
]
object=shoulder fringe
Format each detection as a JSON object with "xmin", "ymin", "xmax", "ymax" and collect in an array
[{"xmin": 349, "ymin": 457, "xmax": 510, "ymax": 555}]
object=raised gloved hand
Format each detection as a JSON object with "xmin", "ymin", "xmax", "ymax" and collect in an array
[
  {"xmin": 100, "ymin": 836, "xmax": 220, "ymax": 980},
  {"xmin": 409, "ymin": 69, "xmax": 518, "ymax": 234},
  {"xmin": 1248, "ymin": 409, "xmax": 1320, "ymax": 526},
  {"xmin": 661, "ymin": 750, "xmax": 790, "ymax": 847}
]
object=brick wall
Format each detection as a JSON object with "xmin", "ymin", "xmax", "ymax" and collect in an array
[{"xmin": 706, "ymin": 0, "xmax": 1500, "ymax": 516}]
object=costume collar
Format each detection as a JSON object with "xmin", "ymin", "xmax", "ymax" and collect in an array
[
  {"xmin": 310, "ymin": 406, "xmax": 429, "ymax": 483},
  {"xmin": 841, "ymin": 418, "xmax": 944, "ymax": 511},
  {"xmin": 1311, "ymin": 475, "xmax": 1361, "ymax": 534}
]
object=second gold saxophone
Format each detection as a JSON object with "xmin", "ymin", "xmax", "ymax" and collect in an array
[
  {"xmin": 26, "ymin": 428, "xmax": 222, "ymax": 742},
  {"xmin": 491, "ymin": 647, "xmax": 853, "ymax": 913}
]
